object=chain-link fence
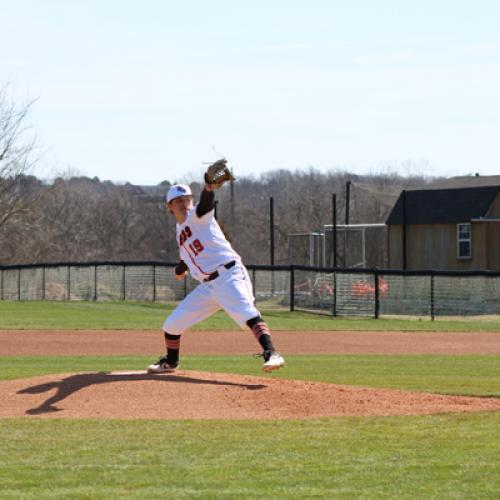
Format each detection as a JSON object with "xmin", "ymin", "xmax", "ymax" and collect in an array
[
  {"xmin": 291, "ymin": 267, "xmax": 500, "ymax": 318},
  {"xmin": 1, "ymin": 262, "xmax": 500, "ymax": 318},
  {"xmin": 0, "ymin": 262, "xmax": 290, "ymax": 311}
]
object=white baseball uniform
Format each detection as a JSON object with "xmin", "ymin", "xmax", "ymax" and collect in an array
[{"xmin": 163, "ymin": 203, "xmax": 260, "ymax": 335}]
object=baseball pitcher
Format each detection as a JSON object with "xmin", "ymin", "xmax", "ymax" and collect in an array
[{"xmin": 148, "ymin": 159, "xmax": 285, "ymax": 373}]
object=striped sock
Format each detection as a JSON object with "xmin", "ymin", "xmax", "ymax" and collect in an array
[
  {"xmin": 164, "ymin": 332, "xmax": 181, "ymax": 365},
  {"xmin": 250, "ymin": 322, "xmax": 275, "ymax": 352}
]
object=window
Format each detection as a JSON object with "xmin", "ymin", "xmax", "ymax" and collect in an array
[{"xmin": 457, "ymin": 223, "xmax": 471, "ymax": 259}]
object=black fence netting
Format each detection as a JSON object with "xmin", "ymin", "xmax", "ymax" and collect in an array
[{"xmin": 1, "ymin": 262, "xmax": 500, "ymax": 318}]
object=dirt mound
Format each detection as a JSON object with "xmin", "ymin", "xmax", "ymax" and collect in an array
[{"xmin": 1, "ymin": 370, "xmax": 499, "ymax": 420}]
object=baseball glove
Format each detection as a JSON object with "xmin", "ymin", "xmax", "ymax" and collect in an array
[{"xmin": 204, "ymin": 159, "xmax": 235, "ymax": 186}]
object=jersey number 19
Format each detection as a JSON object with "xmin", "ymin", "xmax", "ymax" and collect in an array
[{"xmin": 189, "ymin": 239, "xmax": 204, "ymax": 256}]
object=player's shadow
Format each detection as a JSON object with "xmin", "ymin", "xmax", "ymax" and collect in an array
[{"xmin": 17, "ymin": 372, "xmax": 266, "ymax": 415}]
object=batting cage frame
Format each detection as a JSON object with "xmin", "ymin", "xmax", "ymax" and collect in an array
[{"xmin": 287, "ymin": 224, "xmax": 387, "ymax": 270}]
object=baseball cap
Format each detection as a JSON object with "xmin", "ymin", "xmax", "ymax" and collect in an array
[{"xmin": 166, "ymin": 184, "xmax": 193, "ymax": 203}]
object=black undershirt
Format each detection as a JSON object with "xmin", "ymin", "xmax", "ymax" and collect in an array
[{"xmin": 196, "ymin": 189, "xmax": 215, "ymax": 217}]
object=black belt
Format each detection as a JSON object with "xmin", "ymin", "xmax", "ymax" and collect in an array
[{"xmin": 204, "ymin": 261, "xmax": 236, "ymax": 282}]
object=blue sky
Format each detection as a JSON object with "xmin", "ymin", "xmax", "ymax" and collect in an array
[{"xmin": 2, "ymin": 0, "xmax": 500, "ymax": 184}]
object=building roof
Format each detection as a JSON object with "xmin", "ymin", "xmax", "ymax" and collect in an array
[
  {"xmin": 427, "ymin": 174, "xmax": 500, "ymax": 189},
  {"xmin": 386, "ymin": 186, "xmax": 500, "ymax": 225}
]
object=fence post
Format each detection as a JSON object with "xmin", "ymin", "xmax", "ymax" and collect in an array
[
  {"xmin": 290, "ymin": 266, "xmax": 295, "ymax": 312},
  {"xmin": 153, "ymin": 264, "xmax": 156, "ymax": 303},
  {"xmin": 374, "ymin": 269, "xmax": 380, "ymax": 319},
  {"xmin": 18, "ymin": 268, "xmax": 21, "ymax": 301},
  {"xmin": 430, "ymin": 272, "xmax": 435, "ymax": 321},
  {"xmin": 42, "ymin": 266, "xmax": 46, "ymax": 300},
  {"xmin": 331, "ymin": 271, "xmax": 337, "ymax": 317},
  {"xmin": 122, "ymin": 265, "xmax": 126, "ymax": 301},
  {"xmin": 1, "ymin": 268, "xmax": 3, "ymax": 300},
  {"xmin": 94, "ymin": 265, "xmax": 98, "ymax": 301},
  {"xmin": 67, "ymin": 265, "xmax": 71, "ymax": 301}
]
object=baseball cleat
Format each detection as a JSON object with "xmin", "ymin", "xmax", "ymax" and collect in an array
[
  {"xmin": 147, "ymin": 356, "xmax": 179, "ymax": 374},
  {"xmin": 262, "ymin": 350, "xmax": 285, "ymax": 372}
]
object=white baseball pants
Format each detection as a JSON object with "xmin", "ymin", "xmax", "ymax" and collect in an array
[{"xmin": 163, "ymin": 262, "xmax": 260, "ymax": 335}]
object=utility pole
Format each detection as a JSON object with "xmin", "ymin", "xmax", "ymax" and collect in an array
[
  {"xmin": 344, "ymin": 181, "xmax": 351, "ymax": 267},
  {"xmin": 402, "ymin": 190, "xmax": 407, "ymax": 270},
  {"xmin": 270, "ymin": 197, "xmax": 275, "ymax": 266},
  {"xmin": 332, "ymin": 193, "xmax": 337, "ymax": 267},
  {"xmin": 345, "ymin": 180, "xmax": 351, "ymax": 225},
  {"xmin": 270, "ymin": 196, "xmax": 275, "ymax": 295}
]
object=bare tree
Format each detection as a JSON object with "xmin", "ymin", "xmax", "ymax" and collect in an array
[{"xmin": 0, "ymin": 85, "xmax": 38, "ymax": 229}]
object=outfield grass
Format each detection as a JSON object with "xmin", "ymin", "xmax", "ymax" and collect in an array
[
  {"xmin": 1, "ymin": 415, "xmax": 500, "ymax": 498},
  {"xmin": 1, "ymin": 300, "xmax": 500, "ymax": 331}
]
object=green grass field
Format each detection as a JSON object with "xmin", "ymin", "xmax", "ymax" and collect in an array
[
  {"xmin": 2, "ymin": 415, "xmax": 500, "ymax": 498},
  {"xmin": 1, "ymin": 301, "xmax": 500, "ymax": 498},
  {"xmin": 1, "ymin": 300, "xmax": 500, "ymax": 331}
]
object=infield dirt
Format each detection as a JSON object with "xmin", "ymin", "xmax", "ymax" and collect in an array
[{"xmin": 2, "ymin": 329, "xmax": 500, "ymax": 355}]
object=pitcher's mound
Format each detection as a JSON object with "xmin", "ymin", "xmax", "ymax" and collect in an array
[{"xmin": 1, "ymin": 370, "xmax": 499, "ymax": 419}]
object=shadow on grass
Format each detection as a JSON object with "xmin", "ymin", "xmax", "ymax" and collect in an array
[{"xmin": 17, "ymin": 371, "xmax": 266, "ymax": 415}]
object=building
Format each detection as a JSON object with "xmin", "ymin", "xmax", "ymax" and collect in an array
[{"xmin": 386, "ymin": 185, "xmax": 500, "ymax": 270}]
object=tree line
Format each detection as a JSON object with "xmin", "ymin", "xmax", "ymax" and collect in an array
[{"xmin": 0, "ymin": 169, "xmax": 441, "ymax": 267}]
